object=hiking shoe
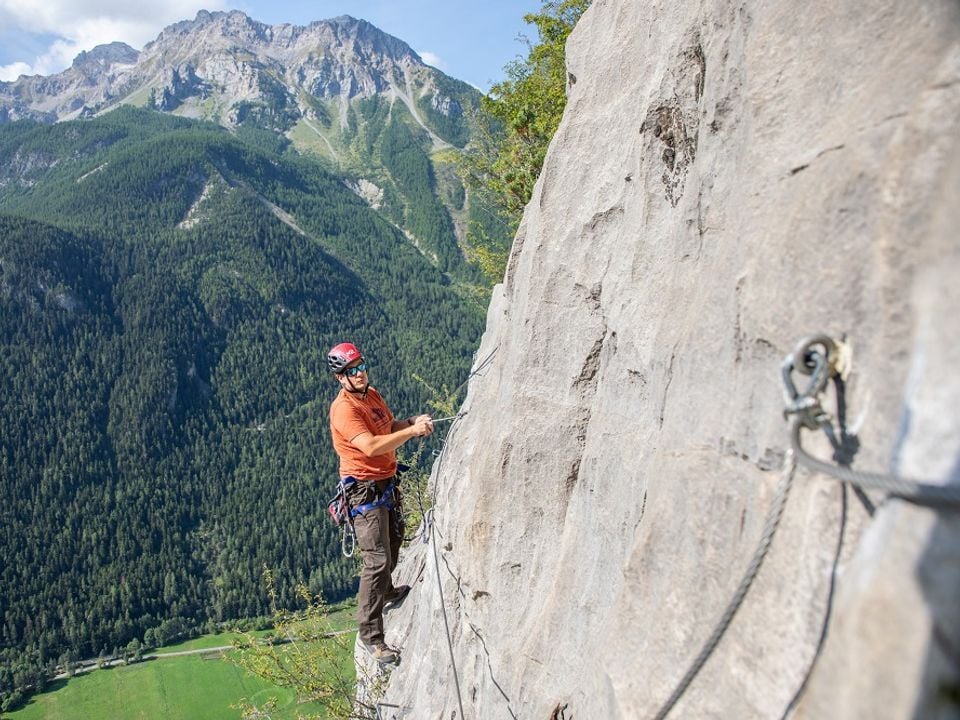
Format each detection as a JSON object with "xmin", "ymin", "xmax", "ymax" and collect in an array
[
  {"xmin": 384, "ymin": 584, "xmax": 411, "ymax": 608},
  {"xmin": 365, "ymin": 642, "xmax": 399, "ymax": 665}
]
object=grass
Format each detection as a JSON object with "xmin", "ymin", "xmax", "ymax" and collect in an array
[
  {"xmin": 117, "ymin": 85, "xmax": 153, "ymax": 108},
  {"xmin": 150, "ymin": 630, "xmax": 271, "ymax": 655},
  {"xmin": 4, "ymin": 650, "xmax": 336, "ymax": 720},
  {"xmin": 5, "ymin": 604, "xmax": 358, "ymax": 720},
  {"xmin": 287, "ymin": 119, "xmax": 340, "ymax": 163}
]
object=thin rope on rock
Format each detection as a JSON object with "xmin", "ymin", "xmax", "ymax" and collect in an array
[
  {"xmin": 653, "ymin": 449, "xmax": 798, "ymax": 720},
  {"xmin": 410, "ymin": 347, "xmax": 499, "ymax": 718},
  {"xmin": 778, "ymin": 482, "xmax": 848, "ymax": 720},
  {"xmin": 428, "ymin": 508, "xmax": 467, "ymax": 719}
]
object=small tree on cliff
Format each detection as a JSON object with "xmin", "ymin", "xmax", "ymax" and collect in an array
[
  {"xmin": 229, "ymin": 571, "xmax": 365, "ymax": 720},
  {"xmin": 459, "ymin": 0, "xmax": 592, "ymax": 283}
]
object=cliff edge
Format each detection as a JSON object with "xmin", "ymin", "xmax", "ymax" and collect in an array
[{"xmin": 366, "ymin": 1, "xmax": 960, "ymax": 717}]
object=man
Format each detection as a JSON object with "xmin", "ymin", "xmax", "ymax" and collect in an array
[{"xmin": 327, "ymin": 341, "xmax": 433, "ymax": 664}]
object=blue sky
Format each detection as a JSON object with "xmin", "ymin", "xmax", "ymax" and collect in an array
[{"xmin": 0, "ymin": 0, "xmax": 543, "ymax": 89}]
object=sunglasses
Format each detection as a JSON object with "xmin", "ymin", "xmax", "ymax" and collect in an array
[{"xmin": 343, "ymin": 362, "xmax": 368, "ymax": 377}]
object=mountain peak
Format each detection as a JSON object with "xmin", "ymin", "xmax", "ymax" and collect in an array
[
  {"xmin": 322, "ymin": 15, "xmax": 422, "ymax": 64},
  {"xmin": 70, "ymin": 42, "xmax": 139, "ymax": 72},
  {"xmin": 0, "ymin": 10, "xmax": 469, "ymax": 133},
  {"xmin": 151, "ymin": 9, "xmax": 269, "ymax": 47}
]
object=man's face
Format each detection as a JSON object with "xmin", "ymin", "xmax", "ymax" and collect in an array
[{"xmin": 338, "ymin": 359, "xmax": 369, "ymax": 392}]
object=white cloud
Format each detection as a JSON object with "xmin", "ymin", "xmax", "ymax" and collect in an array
[
  {"xmin": 417, "ymin": 50, "xmax": 446, "ymax": 71},
  {"xmin": 2, "ymin": 38, "xmax": 77, "ymax": 79},
  {"xmin": 0, "ymin": 61, "xmax": 33, "ymax": 81},
  {"xmin": 0, "ymin": 0, "xmax": 227, "ymax": 80},
  {"xmin": 0, "ymin": 0, "xmax": 225, "ymax": 37}
]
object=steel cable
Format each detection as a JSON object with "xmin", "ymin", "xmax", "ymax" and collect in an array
[
  {"xmin": 653, "ymin": 449, "xmax": 798, "ymax": 720},
  {"xmin": 790, "ymin": 418, "xmax": 960, "ymax": 505},
  {"xmin": 393, "ymin": 348, "xmax": 497, "ymax": 718},
  {"xmin": 427, "ymin": 508, "xmax": 467, "ymax": 719}
]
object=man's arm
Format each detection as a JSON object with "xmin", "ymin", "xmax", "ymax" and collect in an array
[
  {"xmin": 389, "ymin": 414, "xmax": 432, "ymax": 433},
  {"xmin": 390, "ymin": 417, "xmax": 412, "ymax": 433},
  {"xmin": 352, "ymin": 415, "xmax": 433, "ymax": 457}
]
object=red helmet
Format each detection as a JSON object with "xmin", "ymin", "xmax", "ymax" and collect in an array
[{"xmin": 328, "ymin": 342, "xmax": 363, "ymax": 374}]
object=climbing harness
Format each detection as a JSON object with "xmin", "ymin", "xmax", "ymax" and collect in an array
[
  {"xmin": 327, "ymin": 472, "xmax": 405, "ymax": 558},
  {"xmin": 342, "ymin": 477, "xmax": 400, "ymax": 517}
]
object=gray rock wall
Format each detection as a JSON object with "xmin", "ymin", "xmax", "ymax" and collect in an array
[{"xmin": 371, "ymin": 1, "xmax": 960, "ymax": 718}]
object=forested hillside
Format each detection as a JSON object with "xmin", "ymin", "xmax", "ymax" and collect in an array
[{"xmin": 0, "ymin": 106, "xmax": 484, "ymax": 710}]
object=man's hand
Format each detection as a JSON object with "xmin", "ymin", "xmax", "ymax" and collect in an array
[{"xmin": 410, "ymin": 414, "xmax": 434, "ymax": 437}]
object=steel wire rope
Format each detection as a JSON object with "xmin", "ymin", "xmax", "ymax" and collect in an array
[
  {"xmin": 427, "ymin": 507, "xmax": 467, "ymax": 719},
  {"xmin": 783, "ymin": 334, "xmax": 960, "ymax": 506},
  {"xmin": 393, "ymin": 347, "xmax": 498, "ymax": 718},
  {"xmin": 771, "ymin": 334, "xmax": 960, "ymax": 716},
  {"xmin": 778, "ymin": 482, "xmax": 848, "ymax": 720},
  {"xmin": 449, "ymin": 345, "xmax": 499, "ymax": 403},
  {"xmin": 790, "ymin": 421, "xmax": 960, "ymax": 505},
  {"xmin": 653, "ymin": 448, "xmax": 799, "ymax": 720},
  {"xmin": 414, "ymin": 410, "xmax": 469, "ymax": 714},
  {"xmin": 652, "ymin": 336, "xmax": 827, "ymax": 718},
  {"xmin": 399, "ymin": 346, "xmax": 497, "ymax": 545},
  {"xmin": 458, "ymin": 176, "xmax": 521, "ymax": 237}
]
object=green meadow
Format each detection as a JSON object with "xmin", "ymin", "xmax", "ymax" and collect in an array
[{"xmin": 6, "ymin": 607, "xmax": 358, "ymax": 720}]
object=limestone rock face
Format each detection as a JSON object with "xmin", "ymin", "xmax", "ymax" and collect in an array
[{"xmin": 370, "ymin": 1, "xmax": 960, "ymax": 718}]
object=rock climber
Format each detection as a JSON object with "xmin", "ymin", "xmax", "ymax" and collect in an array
[{"xmin": 327, "ymin": 341, "xmax": 434, "ymax": 664}]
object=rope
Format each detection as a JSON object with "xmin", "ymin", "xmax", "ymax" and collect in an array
[
  {"xmin": 778, "ymin": 483, "xmax": 847, "ymax": 720},
  {"xmin": 390, "ymin": 347, "xmax": 497, "ymax": 717},
  {"xmin": 399, "ymin": 346, "xmax": 498, "ymax": 545},
  {"xmin": 450, "ymin": 345, "xmax": 499, "ymax": 400},
  {"xmin": 769, "ymin": 333, "xmax": 960, "ymax": 716},
  {"xmin": 782, "ymin": 335, "xmax": 960, "ymax": 507},
  {"xmin": 790, "ymin": 419, "xmax": 960, "ymax": 505},
  {"xmin": 653, "ymin": 449, "xmax": 798, "ymax": 720},
  {"xmin": 427, "ymin": 508, "xmax": 467, "ymax": 719}
]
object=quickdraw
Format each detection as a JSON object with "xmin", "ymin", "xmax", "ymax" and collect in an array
[{"xmin": 327, "ymin": 482, "xmax": 356, "ymax": 557}]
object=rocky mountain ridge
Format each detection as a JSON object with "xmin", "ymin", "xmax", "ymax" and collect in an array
[
  {"xmin": 0, "ymin": 11, "xmax": 465, "ymax": 142},
  {"xmin": 0, "ymin": 10, "xmax": 495, "ymax": 275}
]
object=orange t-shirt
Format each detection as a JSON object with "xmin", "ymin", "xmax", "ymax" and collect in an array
[{"xmin": 329, "ymin": 386, "xmax": 397, "ymax": 480}]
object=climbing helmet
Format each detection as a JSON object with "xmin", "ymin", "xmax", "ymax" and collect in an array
[{"xmin": 328, "ymin": 342, "xmax": 364, "ymax": 374}]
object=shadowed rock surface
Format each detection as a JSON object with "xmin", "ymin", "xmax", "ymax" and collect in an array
[{"xmin": 361, "ymin": 0, "xmax": 960, "ymax": 718}]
